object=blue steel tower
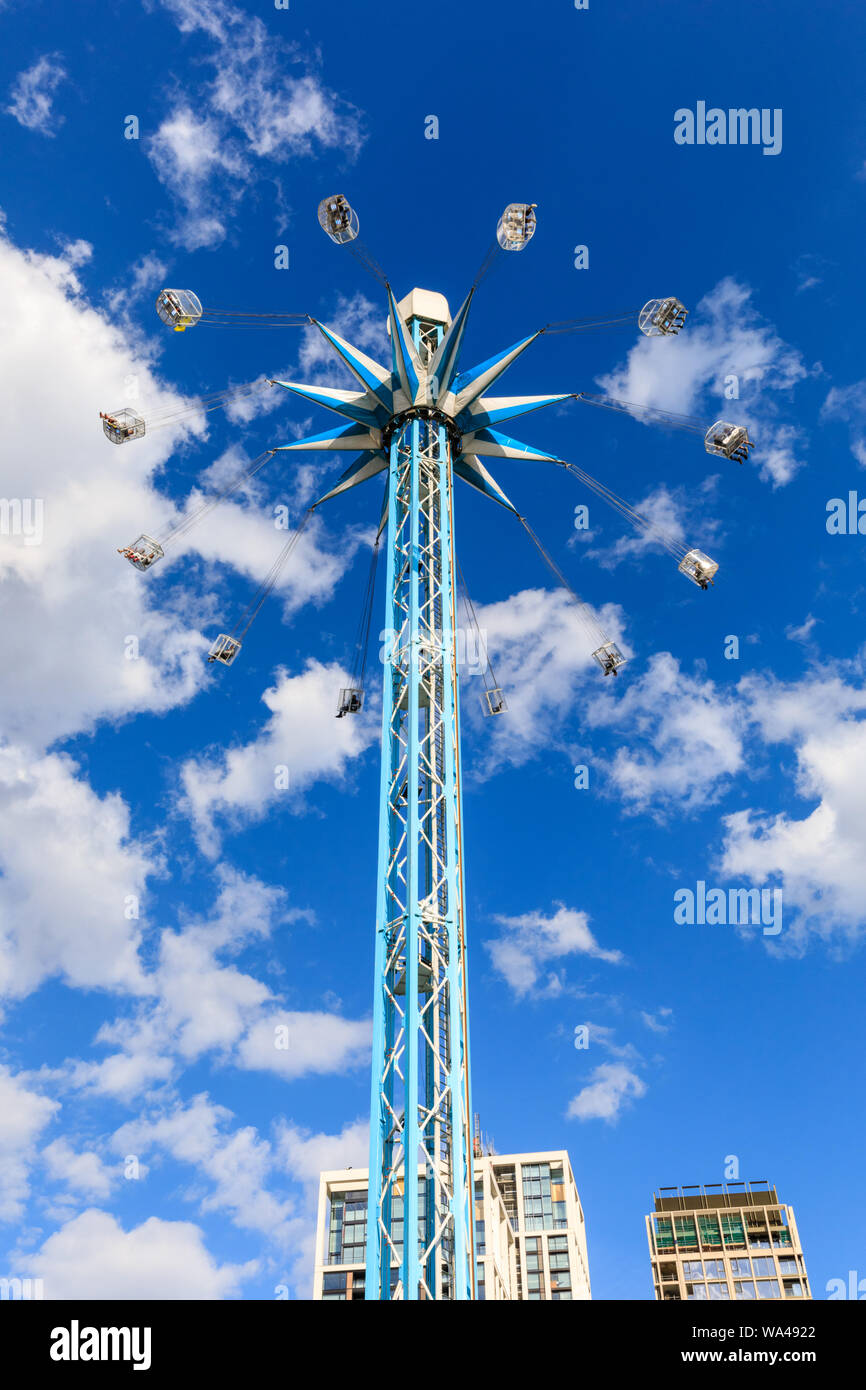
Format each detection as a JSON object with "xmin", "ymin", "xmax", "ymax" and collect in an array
[{"xmin": 272, "ymin": 228, "xmax": 571, "ymax": 1300}]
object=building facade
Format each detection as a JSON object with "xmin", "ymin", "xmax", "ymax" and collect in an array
[
  {"xmin": 313, "ymin": 1149, "xmax": 591, "ymax": 1301},
  {"xmin": 645, "ymin": 1183, "xmax": 811, "ymax": 1302}
]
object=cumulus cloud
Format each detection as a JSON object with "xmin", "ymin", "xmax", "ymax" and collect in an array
[
  {"xmin": 20, "ymin": 1208, "xmax": 255, "ymax": 1298},
  {"xmin": 720, "ymin": 673, "xmax": 866, "ymax": 948},
  {"xmin": 470, "ymin": 587, "xmax": 628, "ymax": 773},
  {"xmin": 113, "ymin": 1093, "xmax": 301, "ymax": 1245},
  {"xmin": 484, "ymin": 904, "xmax": 623, "ymax": 998},
  {"xmin": 598, "ymin": 278, "xmax": 809, "ymax": 487},
  {"xmin": 566, "ymin": 1062, "xmax": 647, "ymax": 1123},
  {"xmin": 179, "ymin": 659, "xmax": 378, "ymax": 854},
  {"xmin": 42, "ymin": 1139, "xmax": 116, "ymax": 1201},
  {"xmin": 5, "ymin": 55, "xmax": 67, "ymax": 136},
  {"xmin": 0, "ymin": 227, "xmax": 209, "ymax": 748},
  {"xmin": 585, "ymin": 652, "xmax": 746, "ymax": 813},
  {"xmin": 583, "ymin": 654, "xmax": 866, "ymax": 947},
  {"xmin": 0, "ymin": 746, "xmax": 154, "ymax": 1001},
  {"xmin": 235, "ymin": 1011, "xmax": 370, "ymax": 1079},
  {"xmin": 277, "ymin": 1117, "xmax": 369, "ymax": 1185},
  {"xmin": 61, "ymin": 867, "xmax": 368, "ymax": 1099},
  {"xmin": 0, "ymin": 1067, "xmax": 58, "ymax": 1222}
]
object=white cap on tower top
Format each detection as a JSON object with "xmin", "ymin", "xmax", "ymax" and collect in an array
[{"xmin": 396, "ymin": 287, "xmax": 451, "ymax": 329}]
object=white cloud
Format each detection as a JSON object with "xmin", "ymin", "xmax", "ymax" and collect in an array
[
  {"xmin": 113, "ymin": 1093, "xmax": 300, "ymax": 1245},
  {"xmin": 484, "ymin": 904, "xmax": 623, "ymax": 998},
  {"xmin": 147, "ymin": 106, "xmax": 245, "ymax": 250},
  {"xmin": 582, "ymin": 653, "xmax": 866, "ymax": 947},
  {"xmin": 42, "ymin": 1139, "xmax": 115, "ymax": 1201},
  {"xmin": 0, "ymin": 1067, "xmax": 58, "ymax": 1222},
  {"xmin": 585, "ymin": 652, "xmax": 746, "ymax": 813},
  {"xmin": 277, "ymin": 1118, "xmax": 369, "ymax": 1185},
  {"xmin": 0, "ymin": 746, "xmax": 154, "ymax": 1001},
  {"xmin": 179, "ymin": 659, "xmax": 377, "ymax": 855},
  {"xmin": 63, "ymin": 867, "xmax": 367, "ymax": 1098},
  {"xmin": 721, "ymin": 676, "xmax": 866, "ymax": 948},
  {"xmin": 566, "ymin": 1062, "xmax": 647, "ymax": 1123},
  {"xmin": 236, "ymin": 1011, "xmax": 370, "ymax": 1078},
  {"xmin": 0, "ymin": 227, "xmax": 208, "ymax": 748},
  {"xmin": 5, "ymin": 55, "xmax": 67, "ymax": 136},
  {"xmin": 21, "ymin": 1208, "xmax": 255, "ymax": 1298},
  {"xmin": 471, "ymin": 587, "xmax": 628, "ymax": 773},
  {"xmin": 598, "ymin": 278, "xmax": 809, "ymax": 487}
]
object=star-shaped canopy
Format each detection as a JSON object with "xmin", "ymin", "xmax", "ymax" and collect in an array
[{"xmin": 270, "ymin": 286, "xmax": 570, "ymax": 514}]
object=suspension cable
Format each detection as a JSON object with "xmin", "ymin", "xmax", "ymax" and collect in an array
[
  {"xmin": 455, "ymin": 553, "xmax": 503, "ymax": 702},
  {"xmin": 143, "ymin": 378, "xmax": 272, "ymax": 427},
  {"xmin": 517, "ymin": 514, "xmax": 610, "ymax": 649},
  {"xmin": 348, "ymin": 242, "xmax": 389, "ymax": 288},
  {"xmin": 471, "ymin": 239, "xmax": 502, "ymax": 291},
  {"xmin": 542, "ymin": 310, "xmax": 642, "ymax": 336},
  {"xmin": 555, "ymin": 460, "xmax": 688, "ymax": 561},
  {"xmin": 573, "ymin": 392, "xmax": 707, "ymax": 433},
  {"xmin": 231, "ymin": 509, "xmax": 315, "ymax": 640},
  {"xmin": 156, "ymin": 450, "xmax": 277, "ymax": 546},
  {"xmin": 196, "ymin": 309, "xmax": 311, "ymax": 330},
  {"xmin": 348, "ymin": 532, "xmax": 382, "ymax": 692}
]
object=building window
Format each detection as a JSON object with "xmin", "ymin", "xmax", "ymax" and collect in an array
[
  {"xmin": 746, "ymin": 1217, "xmax": 770, "ymax": 1249},
  {"xmin": 721, "ymin": 1215, "xmax": 746, "ymax": 1248},
  {"xmin": 685, "ymin": 1282, "xmax": 708, "ymax": 1300},
  {"xmin": 733, "ymin": 1281, "xmax": 756, "ymax": 1300},
  {"xmin": 674, "ymin": 1217, "xmax": 698, "ymax": 1250},
  {"xmin": 653, "ymin": 1217, "xmax": 675, "ymax": 1253},
  {"xmin": 784, "ymin": 1281, "xmax": 805, "ymax": 1298},
  {"xmin": 703, "ymin": 1259, "xmax": 725, "ymax": 1280},
  {"xmin": 756, "ymin": 1280, "xmax": 781, "ymax": 1299},
  {"xmin": 683, "ymin": 1260, "xmax": 704, "ymax": 1280},
  {"xmin": 730, "ymin": 1258, "xmax": 752, "ymax": 1278},
  {"xmin": 322, "ymin": 1271, "xmax": 347, "ymax": 1300},
  {"xmin": 698, "ymin": 1216, "xmax": 722, "ymax": 1249},
  {"xmin": 707, "ymin": 1282, "xmax": 731, "ymax": 1300},
  {"xmin": 778, "ymin": 1258, "xmax": 798, "ymax": 1277},
  {"xmin": 548, "ymin": 1233, "xmax": 570, "ymax": 1297},
  {"xmin": 521, "ymin": 1164, "xmax": 555, "ymax": 1231},
  {"xmin": 327, "ymin": 1191, "xmax": 369, "ymax": 1266},
  {"xmin": 752, "ymin": 1257, "xmax": 775, "ymax": 1278}
]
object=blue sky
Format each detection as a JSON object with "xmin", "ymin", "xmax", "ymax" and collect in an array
[{"xmin": 1, "ymin": 0, "xmax": 865, "ymax": 1300}]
